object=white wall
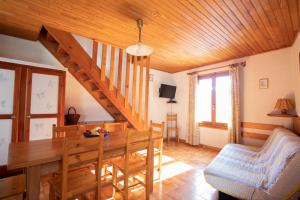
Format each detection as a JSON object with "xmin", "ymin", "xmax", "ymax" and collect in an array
[
  {"xmin": 173, "ymin": 48, "xmax": 295, "ymax": 148},
  {"xmin": 291, "ymin": 33, "xmax": 300, "ymax": 114}
]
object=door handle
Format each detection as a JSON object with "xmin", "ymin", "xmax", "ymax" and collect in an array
[
  {"xmin": 11, "ymin": 115, "xmax": 16, "ymax": 119},
  {"xmin": 26, "ymin": 115, "xmax": 31, "ymax": 119}
]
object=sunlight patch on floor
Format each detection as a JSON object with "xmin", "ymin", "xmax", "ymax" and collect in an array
[{"xmin": 158, "ymin": 161, "xmax": 194, "ymax": 181}]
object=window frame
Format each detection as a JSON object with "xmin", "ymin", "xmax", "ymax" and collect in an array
[{"xmin": 197, "ymin": 71, "xmax": 229, "ymax": 130}]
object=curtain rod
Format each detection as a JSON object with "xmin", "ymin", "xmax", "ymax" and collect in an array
[{"xmin": 187, "ymin": 61, "xmax": 246, "ymax": 76}]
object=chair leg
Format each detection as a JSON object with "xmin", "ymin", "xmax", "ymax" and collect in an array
[
  {"xmin": 176, "ymin": 130, "xmax": 179, "ymax": 143},
  {"xmin": 49, "ymin": 185, "xmax": 55, "ymax": 200},
  {"xmin": 146, "ymin": 167, "xmax": 151, "ymax": 200},
  {"xmin": 112, "ymin": 166, "xmax": 117, "ymax": 197},
  {"xmin": 124, "ymin": 172, "xmax": 129, "ymax": 200},
  {"xmin": 167, "ymin": 130, "xmax": 170, "ymax": 143},
  {"xmin": 158, "ymin": 140, "xmax": 163, "ymax": 179}
]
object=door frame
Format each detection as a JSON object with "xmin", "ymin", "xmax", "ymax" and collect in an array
[
  {"xmin": 24, "ymin": 67, "xmax": 65, "ymax": 141},
  {"xmin": 0, "ymin": 61, "xmax": 66, "ymax": 142},
  {"xmin": 0, "ymin": 64, "xmax": 22, "ymax": 143}
]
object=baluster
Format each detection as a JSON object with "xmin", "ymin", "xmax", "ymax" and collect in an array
[
  {"xmin": 138, "ymin": 56, "xmax": 144, "ymax": 122},
  {"xmin": 144, "ymin": 57, "xmax": 150, "ymax": 128},
  {"xmin": 124, "ymin": 54, "xmax": 130, "ymax": 108},
  {"xmin": 101, "ymin": 44, "xmax": 107, "ymax": 81},
  {"xmin": 109, "ymin": 46, "xmax": 115, "ymax": 91},
  {"xmin": 117, "ymin": 49, "xmax": 123, "ymax": 98},
  {"xmin": 132, "ymin": 56, "xmax": 138, "ymax": 116},
  {"xmin": 92, "ymin": 40, "xmax": 98, "ymax": 69}
]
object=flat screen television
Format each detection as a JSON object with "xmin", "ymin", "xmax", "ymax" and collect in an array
[{"xmin": 159, "ymin": 84, "xmax": 176, "ymax": 99}]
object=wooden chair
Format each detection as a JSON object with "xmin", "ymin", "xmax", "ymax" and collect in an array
[
  {"xmin": 111, "ymin": 130, "xmax": 152, "ymax": 200},
  {"xmin": 150, "ymin": 121, "xmax": 164, "ymax": 179},
  {"xmin": 52, "ymin": 124, "xmax": 84, "ymax": 139},
  {"xmin": 166, "ymin": 114, "xmax": 179, "ymax": 143},
  {"xmin": 0, "ymin": 174, "xmax": 25, "ymax": 200},
  {"xmin": 137, "ymin": 121, "xmax": 164, "ymax": 179},
  {"xmin": 103, "ymin": 122, "xmax": 128, "ymax": 132},
  {"xmin": 48, "ymin": 134, "xmax": 111, "ymax": 200}
]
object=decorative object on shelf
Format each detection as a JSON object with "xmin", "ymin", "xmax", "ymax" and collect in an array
[
  {"xmin": 126, "ymin": 19, "xmax": 153, "ymax": 56},
  {"xmin": 268, "ymin": 98, "xmax": 298, "ymax": 117},
  {"xmin": 259, "ymin": 78, "xmax": 269, "ymax": 89},
  {"xmin": 65, "ymin": 106, "xmax": 80, "ymax": 125},
  {"xmin": 83, "ymin": 127, "xmax": 110, "ymax": 138}
]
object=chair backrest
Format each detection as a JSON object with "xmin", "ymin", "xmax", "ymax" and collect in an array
[
  {"xmin": 104, "ymin": 122, "xmax": 128, "ymax": 132},
  {"xmin": 0, "ymin": 174, "xmax": 25, "ymax": 199},
  {"xmin": 61, "ymin": 135, "xmax": 104, "ymax": 199},
  {"xmin": 52, "ymin": 124, "xmax": 83, "ymax": 139},
  {"xmin": 124, "ymin": 130, "xmax": 153, "ymax": 173},
  {"xmin": 167, "ymin": 113, "xmax": 177, "ymax": 127},
  {"xmin": 150, "ymin": 120, "xmax": 165, "ymax": 136}
]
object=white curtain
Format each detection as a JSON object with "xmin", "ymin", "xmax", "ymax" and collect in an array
[
  {"xmin": 186, "ymin": 75, "xmax": 200, "ymax": 145},
  {"xmin": 228, "ymin": 62, "xmax": 245, "ymax": 143}
]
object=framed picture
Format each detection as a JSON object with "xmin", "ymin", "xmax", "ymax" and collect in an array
[{"xmin": 259, "ymin": 78, "xmax": 269, "ymax": 89}]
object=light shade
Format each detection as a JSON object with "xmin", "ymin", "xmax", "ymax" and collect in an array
[
  {"xmin": 274, "ymin": 98, "xmax": 294, "ymax": 114},
  {"xmin": 126, "ymin": 42, "xmax": 153, "ymax": 56}
]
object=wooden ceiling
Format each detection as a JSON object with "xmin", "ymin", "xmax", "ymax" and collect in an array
[{"xmin": 0, "ymin": 0, "xmax": 299, "ymax": 73}]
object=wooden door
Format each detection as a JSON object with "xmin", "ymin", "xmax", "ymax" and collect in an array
[
  {"xmin": 25, "ymin": 68, "xmax": 65, "ymax": 141},
  {"xmin": 0, "ymin": 64, "xmax": 21, "ymax": 165}
]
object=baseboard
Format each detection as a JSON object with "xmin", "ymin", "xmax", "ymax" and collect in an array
[{"xmin": 163, "ymin": 138, "xmax": 221, "ymax": 151}]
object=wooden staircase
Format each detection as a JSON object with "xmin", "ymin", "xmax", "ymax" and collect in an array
[{"xmin": 39, "ymin": 26, "xmax": 150, "ymax": 130}]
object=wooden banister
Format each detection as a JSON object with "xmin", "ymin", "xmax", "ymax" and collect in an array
[
  {"xmin": 101, "ymin": 44, "xmax": 107, "ymax": 81},
  {"xmin": 109, "ymin": 46, "xmax": 115, "ymax": 91}
]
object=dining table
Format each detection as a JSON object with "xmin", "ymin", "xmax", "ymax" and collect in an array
[{"xmin": 7, "ymin": 131, "xmax": 162, "ymax": 200}]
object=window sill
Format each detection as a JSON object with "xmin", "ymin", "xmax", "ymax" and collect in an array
[{"xmin": 198, "ymin": 122, "xmax": 228, "ymax": 130}]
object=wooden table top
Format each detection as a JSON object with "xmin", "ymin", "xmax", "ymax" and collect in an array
[{"xmin": 8, "ymin": 132, "xmax": 162, "ymax": 170}]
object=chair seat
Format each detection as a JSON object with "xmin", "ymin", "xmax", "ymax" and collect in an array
[
  {"xmin": 49, "ymin": 168, "xmax": 111, "ymax": 198},
  {"xmin": 111, "ymin": 157, "xmax": 147, "ymax": 174},
  {"xmin": 137, "ymin": 148, "xmax": 160, "ymax": 156}
]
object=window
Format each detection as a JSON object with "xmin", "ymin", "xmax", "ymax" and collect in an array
[{"xmin": 196, "ymin": 71, "xmax": 230, "ymax": 129}]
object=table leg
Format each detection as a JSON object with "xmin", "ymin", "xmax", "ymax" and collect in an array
[{"xmin": 26, "ymin": 165, "xmax": 41, "ymax": 200}]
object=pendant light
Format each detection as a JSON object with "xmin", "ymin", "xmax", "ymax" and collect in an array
[{"xmin": 126, "ymin": 19, "xmax": 153, "ymax": 56}]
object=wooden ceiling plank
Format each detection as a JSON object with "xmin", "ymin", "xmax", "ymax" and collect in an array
[
  {"xmin": 251, "ymin": 0, "xmax": 285, "ymax": 47},
  {"xmin": 0, "ymin": 0, "xmax": 299, "ymax": 72},
  {"xmin": 213, "ymin": 0, "xmax": 264, "ymax": 53},
  {"xmin": 223, "ymin": 0, "xmax": 270, "ymax": 52},
  {"xmin": 278, "ymin": 0, "xmax": 295, "ymax": 42},
  {"xmin": 258, "ymin": 0, "xmax": 290, "ymax": 46},
  {"xmin": 148, "ymin": 0, "xmax": 238, "ymax": 61},
  {"xmin": 287, "ymin": 0, "xmax": 300, "ymax": 35},
  {"xmin": 153, "ymin": 0, "xmax": 239, "ymax": 57},
  {"xmin": 201, "ymin": 0, "xmax": 255, "ymax": 54},
  {"xmin": 240, "ymin": 0, "xmax": 278, "ymax": 49},
  {"xmin": 182, "ymin": 0, "xmax": 249, "ymax": 56},
  {"xmin": 267, "ymin": 0, "xmax": 294, "ymax": 45}
]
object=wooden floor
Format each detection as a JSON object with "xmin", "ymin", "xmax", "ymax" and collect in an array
[{"xmin": 39, "ymin": 142, "xmax": 220, "ymax": 200}]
